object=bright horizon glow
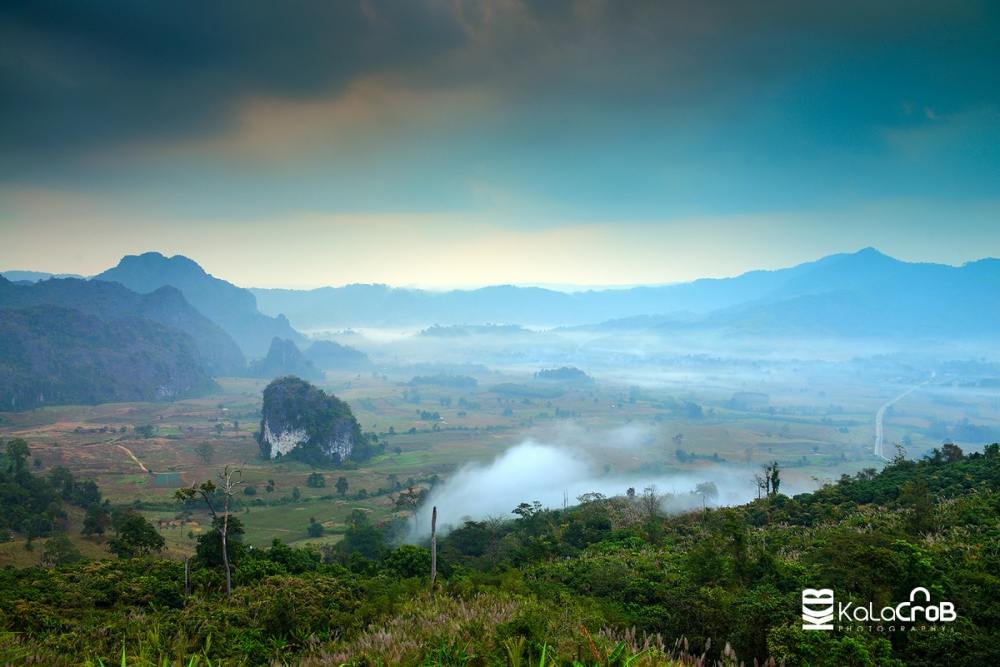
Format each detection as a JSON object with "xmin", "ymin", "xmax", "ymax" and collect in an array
[{"xmin": 2, "ymin": 2, "xmax": 999, "ymax": 289}]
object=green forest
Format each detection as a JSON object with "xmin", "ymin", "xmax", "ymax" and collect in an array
[{"xmin": 1, "ymin": 440, "xmax": 998, "ymax": 666}]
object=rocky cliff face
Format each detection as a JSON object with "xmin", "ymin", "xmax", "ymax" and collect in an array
[{"xmin": 257, "ymin": 376, "xmax": 371, "ymax": 465}]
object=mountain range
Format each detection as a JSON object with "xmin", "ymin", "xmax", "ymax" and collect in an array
[
  {"xmin": 2, "ymin": 247, "xmax": 997, "ymax": 410},
  {"xmin": 0, "ymin": 274, "xmax": 243, "ymax": 408},
  {"xmin": 250, "ymin": 248, "xmax": 1000, "ymax": 338},
  {"xmin": 95, "ymin": 252, "xmax": 303, "ymax": 357},
  {"xmin": 0, "ymin": 276, "xmax": 245, "ymax": 375},
  {"xmin": 0, "ymin": 270, "xmax": 84, "ymax": 283}
]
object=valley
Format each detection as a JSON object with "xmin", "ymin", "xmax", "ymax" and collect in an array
[{"xmin": 3, "ymin": 349, "xmax": 996, "ymax": 567}]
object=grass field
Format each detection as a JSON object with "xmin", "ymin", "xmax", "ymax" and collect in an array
[{"xmin": 2, "ymin": 361, "xmax": 996, "ymax": 565}]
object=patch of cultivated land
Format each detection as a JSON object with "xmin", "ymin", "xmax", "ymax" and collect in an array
[{"xmin": 3, "ymin": 368, "xmax": 993, "ymax": 564}]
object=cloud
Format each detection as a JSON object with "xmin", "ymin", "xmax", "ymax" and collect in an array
[
  {"xmin": 0, "ymin": 0, "xmax": 465, "ymax": 165},
  {"xmin": 123, "ymin": 76, "xmax": 500, "ymax": 167},
  {"xmin": 4, "ymin": 0, "xmax": 996, "ymax": 175}
]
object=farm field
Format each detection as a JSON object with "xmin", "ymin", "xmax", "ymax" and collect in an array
[{"xmin": 2, "ymin": 359, "xmax": 997, "ymax": 565}]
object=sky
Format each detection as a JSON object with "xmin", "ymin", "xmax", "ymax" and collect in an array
[{"xmin": 2, "ymin": 0, "xmax": 999, "ymax": 289}]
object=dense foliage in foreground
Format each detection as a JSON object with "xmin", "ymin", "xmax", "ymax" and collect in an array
[{"xmin": 1, "ymin": 446, "xmax": 998, "ymax": 666}]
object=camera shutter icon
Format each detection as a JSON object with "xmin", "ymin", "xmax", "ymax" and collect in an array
[{"xmin": 802, "ymin": 589, "xmax": 835, "ymax": 630}]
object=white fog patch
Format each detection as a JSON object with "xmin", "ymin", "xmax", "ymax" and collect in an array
[
  {"xmin": 410, "ymin": 440, "xmax": 591, "ymax": 537},
  {"xmin": 408, "ymin": 429, "xmax": 789, "ymax": 541}
]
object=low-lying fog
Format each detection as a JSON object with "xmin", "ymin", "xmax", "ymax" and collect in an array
[
  {"xmin": 407, "ymin": 423, "xmax": 814, "ymax": 541},
  {"xmin": 310, "ymin": 324, "xmax": 1000, "ymax": 543}
]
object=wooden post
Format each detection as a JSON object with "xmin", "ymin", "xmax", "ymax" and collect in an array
[{"xmin": 430, "ymin": 505, "xmax": 437, "ymax": 591}]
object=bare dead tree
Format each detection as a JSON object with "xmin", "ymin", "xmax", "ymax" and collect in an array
[
  {"xmin": 176, "ymin": 465, "xmax": 243, "ymax": 595},
  {"xmin": 638, "ymin": 485, "xmax": 660, "ymax": 520}
]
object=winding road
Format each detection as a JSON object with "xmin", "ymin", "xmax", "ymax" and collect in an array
[{"xmin": 874, "ymin": 374, "xmax": 934, "ymax": 460}]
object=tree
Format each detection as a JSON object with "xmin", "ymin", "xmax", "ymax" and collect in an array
[
  {"xmin": 46, "ymin": 466, "xmax": 74, "ymax": 500},
  {"xmin": 576, "ymin": 492, "xmax": 606, "ymax": 504},
  {"xmin": 195, "ymin": 515, "xmax": 246, "ymax": 568},
  {"xmin": 639, "ymin": 486, "xmax": 662, "ymax": 540},
  {"xmin": 175, "ymin": 466, "xmax": 243, "ymax": 595},
  {"xmin": 214, "ymin": 423, "xmax": 225, "ymax": 435},
  {"xmin": 383, "ymin": 544, "xmax": 431, "ymax": 578},
  {"xmin": 941, "ymin": 442, "xmax": 964, "ymax": 462},
  {"xmin": 694, "ymin": 481, "xmax": 719, "ymax": 509},
  {"xmin": 291, "ymin": 486, "xmax": 302, "ymax": 501},
  {"xmin": 757, "ymin": 462, "xmax": 781, "ymax": 497},
  {"xmin": 339, "ymin": 509, "xmax": 385, "ymax": 560},
  {"xmin": 769, "ymin": 461, "xmax": 781, "ymax": 495},
  {"xmin": 195, "ymin": 442, "xmax": 214, "ymax": 464},
  {"xmin": 6, "ymin": 438, "xmax": 30, "ymax": 473},
  {"xmin": 41, "ymin": 534, "xmax": 83, "ymax": 566},
  {"xmin": 512, "ymin": 501, "xmax": 543, "ymax": 519},
  {"xmin": 639, "ymin": 486, "xmax": 660, "ymax": 518},
  {"xmin": 335, "ymin": 476, "xmax": 349, "ymax": 497},
  {"xmin": 82, "ymin": 503, "xmax": 112, "ymax": 536},
  {"xmin": 108, "ymin": 511, "xmax": 164, "ymax": 558},
  {"xmin": 306, "ymin": 472, "xmax": 326, "ymax": 488},
  {"xmin": 394, "ymin": 487, "xmax": 424, "ymax": 517},
  {"xmin": 899, "ymin": 479, "xmax": 936, "ymax": 534},
  {"xmin": 307, "ymin": 517, "xmax": 324, "ymax": 537}
]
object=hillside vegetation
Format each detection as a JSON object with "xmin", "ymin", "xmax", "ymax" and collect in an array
[
  {"xmin": 0, "ymin": 275, "xmax": 245, "ymax": 376},
  {"xmin": 1, "ymin": 443, "xmax": 997, "ymax": 666},
  {"xmin": 0, "ymin": 306, "xmax": 217, "ymax": 409}
]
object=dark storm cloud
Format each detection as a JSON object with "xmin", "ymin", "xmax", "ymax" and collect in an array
[
  {"xmin": 0, "ymin": 0, "xmax": 465, "ymax": 157},
  {"xmin": 1, "ymin": 0, "xmax": 998, "ymax": 175}
]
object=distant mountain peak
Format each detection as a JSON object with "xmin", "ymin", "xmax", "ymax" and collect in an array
[
  {"xmin": 96, "ymin": 252, "xmax": 304, "ymax": 357},
  {"xmin": 852, "ymin": 246, "xmax": 886, "ymax": 257},
  {"xmin": 842, "ymin": 246, "xmax": 900, "ymax": 264},
  {"xmin": 117, "ymin": 251, "xmax": 208, "ymax": 276}
]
